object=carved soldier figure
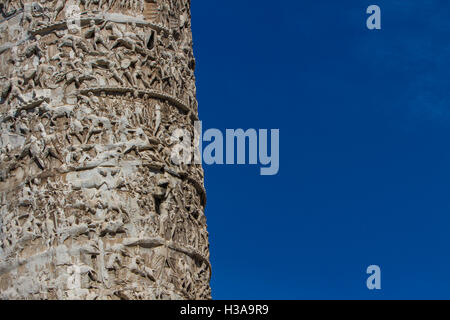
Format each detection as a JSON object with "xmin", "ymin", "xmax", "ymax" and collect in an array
[
  {"xmin": 110, "ymin": 22, "xmax": 144, "ymax": 52},
  {"xmin": 56, "ymin": 27, "xmax": 90, "ymax": 56},
  {"xmin": 35, "ymin": 57, "xmax": 55, "ymax": 88},
  {"xmin": 85, "ymin": 19, "xmax": 109, "ymax": 51},
  {"xmin": 147, "ymin": 59, "xmax": 163, "ymax": 90},
  {"xmin": 5, "ymin": 70, "xmax": 25, "ymax": 104},
  {"xmin": 131, "ymin": 55, "xmax": 151, "ymax": 88}
]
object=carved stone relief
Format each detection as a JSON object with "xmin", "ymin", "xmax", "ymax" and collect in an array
[{"xmin": 0, "ymin": 0, "xmax": 210, "ymax": 300}]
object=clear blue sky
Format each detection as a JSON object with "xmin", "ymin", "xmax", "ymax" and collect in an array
[{"xmin": 191, "ymin": 0, "xmax": 450, "ymax": 299}]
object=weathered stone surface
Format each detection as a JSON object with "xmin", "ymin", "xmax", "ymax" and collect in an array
[{"xmin": 0, "ymin": 0, "xmax": 210, "ymax": 300}]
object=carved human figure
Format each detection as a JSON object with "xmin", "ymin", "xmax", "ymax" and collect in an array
[{"xmin": 85, "ymin": 20, "xmax": 109, "ymax": 51}]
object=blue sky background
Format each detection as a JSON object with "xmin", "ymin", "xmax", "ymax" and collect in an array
[{"xmin": 191, "ymin": 0, "xmax": 450, "ymax": 299}]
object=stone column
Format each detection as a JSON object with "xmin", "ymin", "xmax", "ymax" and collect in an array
[{"xmin": 0, "ymin": 0, "xmax": 210, "ymax": 300}]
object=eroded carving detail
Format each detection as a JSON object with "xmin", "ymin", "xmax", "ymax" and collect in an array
[{"xmin": 0, "ymin": 0, "xmax": 209, "ymax": 300}]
